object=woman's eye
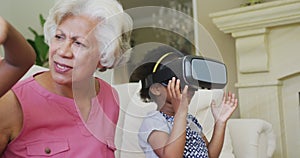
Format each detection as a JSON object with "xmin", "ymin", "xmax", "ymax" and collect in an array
[
  {"xmin": 54, "ymin": 35, "xmax": 64, "ymax": 40},
  {"xmin": 74, "ymin": 41, "xmax": 86, "ymax": 47}
]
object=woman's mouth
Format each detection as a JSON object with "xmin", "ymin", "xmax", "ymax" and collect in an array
[{"xmin": 54, "ymin": 62, "xmax": 72, "ymax": 73}]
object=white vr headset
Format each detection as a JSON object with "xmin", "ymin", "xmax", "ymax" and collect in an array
[{"xmin": 144, "ymin": 53, "xmax": 227, "ymax": 89}]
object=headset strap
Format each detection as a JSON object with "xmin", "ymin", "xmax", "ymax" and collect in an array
[{"xmin": 152, "ymin": 52, "xmax": 173, "ymax": 73}]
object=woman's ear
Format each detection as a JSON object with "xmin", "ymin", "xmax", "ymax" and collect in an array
[
  {"xmin": 149, "ymin": 83, "xmax": 164, "ymax": 96},
  {"xmin": 97, "ymin": 63, "xmax": 107, "ymax": 72}
]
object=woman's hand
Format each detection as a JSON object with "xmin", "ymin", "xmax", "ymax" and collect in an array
[
  {"xmin": 0, "ymin": 16, "xmax": 8, "ymax": 45},
  {"xmin": 211, "ymin": 92, "xmax": 238, "ymax": 123}
]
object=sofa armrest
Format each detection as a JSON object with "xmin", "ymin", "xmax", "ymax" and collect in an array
[
  {"xmin": 21, "ymin": 65, "xmax": 48, "ymax": 80},
  {"xmin": 227, "ymin": 119, "xmax": 276, "ymax": 158}
]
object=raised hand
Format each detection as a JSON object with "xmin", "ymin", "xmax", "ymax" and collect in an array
[
  {"xmin": 211, "ymin": 92, "xmax": 238, "ymax": 123},
  {"xmin": 0, "ymin": 16, "xmax": 36, "ymax": 97},
  {"xmin": 0, "ymin": 16, "xmax": 8, "ymax": 45},
  {"xmin": 167, "ymin": 77, "xmax": 189, "ymax": 114}
]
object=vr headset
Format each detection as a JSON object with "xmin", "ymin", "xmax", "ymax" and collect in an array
[{"xmin": 144, "ymin": 53, "xmax": 227, "ymax": 89}]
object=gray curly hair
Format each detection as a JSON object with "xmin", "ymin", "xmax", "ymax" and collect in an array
[{"xmin": 44, "ymin": 0, "xmax": 132, "ymax": 70}]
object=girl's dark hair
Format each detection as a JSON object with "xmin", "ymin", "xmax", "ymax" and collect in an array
[{"xmin": 129, "ymin": 45, "xmax": 185, "ymax": 102}]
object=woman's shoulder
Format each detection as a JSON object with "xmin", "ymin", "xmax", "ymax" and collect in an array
[
  {"xmin": 96, "ymin": 77, "xmax": 114, "ymax": 90},
  {"xmin": 0, "ymin": 90, "xmax": 21, "ymax": 111},
  {"xmin": 11, "ymin": 73, "xmax": 40, "ymax": 92},
  {"xmin": 0, "ymin": 90, "xmax": 23, "ymax": 139}
]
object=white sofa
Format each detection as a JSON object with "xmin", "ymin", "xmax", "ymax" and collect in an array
[
  {"xmin": 22, "ymin": 65, "xmax": 276, "ymax": 158},
  {"xmin": 113, "ymin": 83, "xmax": 276, "ymax": 158}
]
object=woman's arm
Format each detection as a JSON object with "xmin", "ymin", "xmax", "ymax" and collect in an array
[
  {"xmin": 148, "ymin": 78, "xmax": 189, "ymax": 158},
  {"xmin": 0, "ymin": 16, "xmax": 36, "ymax": 97},
  {"xmin": 207, "ymin": 92, "xmax": 238, "ymax": 158},
  {"xmin": 0, "ymin": 91, "xmax": 23, "ymax": 155}
]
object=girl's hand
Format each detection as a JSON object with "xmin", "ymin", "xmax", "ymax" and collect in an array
[
  {"xmin": 167, "ymin": 77, "xmax": 189, "ymax": 114},
  {"xmin": 211, "ymin": 92, "xmax": 238, "ymax": 123}
]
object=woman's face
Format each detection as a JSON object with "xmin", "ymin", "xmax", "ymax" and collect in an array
[{"xmin": 48, "ymin": 15, "xmax": 100, "ymax": 85}]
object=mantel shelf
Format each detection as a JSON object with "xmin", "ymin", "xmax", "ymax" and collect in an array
[{"xmin": 210, "ymin": 0, "xmax": 300, "ymax": 35}]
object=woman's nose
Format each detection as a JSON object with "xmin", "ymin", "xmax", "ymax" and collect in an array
[{"xmin": 57, "ymin": 41, "xmax": 73, "ymax": 58}]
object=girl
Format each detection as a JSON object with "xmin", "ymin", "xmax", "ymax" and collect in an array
[{"xmin": 131, "ymin": 46, "xmax": 238, "ymax": 158}]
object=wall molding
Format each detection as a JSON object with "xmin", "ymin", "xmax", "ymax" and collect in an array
[
  {"xmin": 235, "ymin": 80, "xmax": 282, "ymax": 88},
  {"xmin": 209, "ymin": 0, "xmax": 300, "ymax": 34}
]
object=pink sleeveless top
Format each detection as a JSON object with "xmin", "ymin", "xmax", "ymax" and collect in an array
[{"xmin": 2, "ymin": 72, "xmax": 119, "ymax": 158}]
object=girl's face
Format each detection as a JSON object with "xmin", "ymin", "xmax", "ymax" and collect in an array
[
  {"xmin": 161, "ymin": 84, "xmax": 196, "ymax": 105},
  {"xmin": 48, "ymin": 15, "xmax": 100, "ymax": 85},
  {"xmin": 165, "ymin": 88, "xmax": 196, "ymax": 104}
]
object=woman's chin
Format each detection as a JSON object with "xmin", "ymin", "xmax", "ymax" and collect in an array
[{"xmin": 50, "ymin": 71, "xmax": 71, "ymax": 85}]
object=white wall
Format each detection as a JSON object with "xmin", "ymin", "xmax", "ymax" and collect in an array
[
  {"xmin": 0, "ymin": 0, "xmax": 54, "ymax": 56},
  {"xmin": 0, "ymin": 0, "xmax": 54, "ymax": 39}
]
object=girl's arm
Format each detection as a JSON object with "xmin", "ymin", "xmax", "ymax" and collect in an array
[
  {"xmin": 207, "ymin": 92, "xmax": 238, "ymax": 158},
  {"xmin": 0, "ymin": 16, "xmax": 36, "ymax": 97},
  {"xmin": 148, "ymin": 78, "xmax": 189, "ymax": 158}
]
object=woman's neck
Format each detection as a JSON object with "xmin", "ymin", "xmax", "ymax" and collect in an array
[{"xmin": 35, "ymin": 71, "xmax": 100, "ymax": 99}]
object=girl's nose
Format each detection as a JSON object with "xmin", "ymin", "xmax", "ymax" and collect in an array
[{"xmin": 57, "ymin": 41, "xmax": 73, "ymax": 58}]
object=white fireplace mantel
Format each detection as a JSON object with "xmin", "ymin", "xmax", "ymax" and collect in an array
[
  {"xmin": 210, "ymin": 1, "xmax": 300, "ymax": 158},
  {"xmin": 210, "ymin": 0, "xmax": 300, "ymax": 35},
  {"xmin": 210, "ymin": 0, "xmax": 300, "ymax": 74}
]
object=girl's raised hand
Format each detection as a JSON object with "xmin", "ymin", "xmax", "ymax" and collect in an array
[
  {"xmin": 211, "ymin": 92, "xmax": 238, "ymax": 123},
  {"xmin": 167, "ymin": 77, "xmax": 189, "ymax": 114}
]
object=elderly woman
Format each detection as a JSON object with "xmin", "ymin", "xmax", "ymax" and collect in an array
[{"xmin": 0, "ymin": 0, "xmax": 132, "ymax": 157}]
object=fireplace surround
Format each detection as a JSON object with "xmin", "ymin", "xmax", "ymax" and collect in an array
[{"xmin": 210, "ymin": 0, "xmax": 300, "ymax": 157}]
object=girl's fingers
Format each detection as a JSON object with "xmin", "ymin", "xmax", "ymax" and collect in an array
[
  {"xmin": 222, "ymin": 92, "xmax": 226, "ymax": 104},
  {"xmin": 182, "ymin": 85, "xmax": 188, "ymax": 95},
  {"xmin": 226, "ymin": 92, "xmax": 232, "ymax": 105},
  {"xmin": 175, "ymin": 79, "xmax": 181, "ymax": 97},
  {"xmin": 167, "ymin": 77, "xmax": 177, "ymax": 98},
  {"xmin": 167, "ymin": 80, "xmax": 172, "ymax": 97},
  {"xmin": 181, "ymin": 85, "xmax": 189, "ymax": 107},
  {"xmin": 171, "ymin": 77, "xmax": 176, "ymax": 97},
  {"xmin": 222, "ymin": 91, "xmax": 239, "ymax": 107},
  {"xmin": 167, "ymin": 78, "xmax": 189, "ymax": 102},
  {"xmin": 231, "ymin": 93, "xmax": 236, "ymax": 104}
]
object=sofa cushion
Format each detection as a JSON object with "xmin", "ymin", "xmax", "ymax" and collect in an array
[{"xmin": 227, "ymin": 119, "xmax": 276, "ymax": 158}]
